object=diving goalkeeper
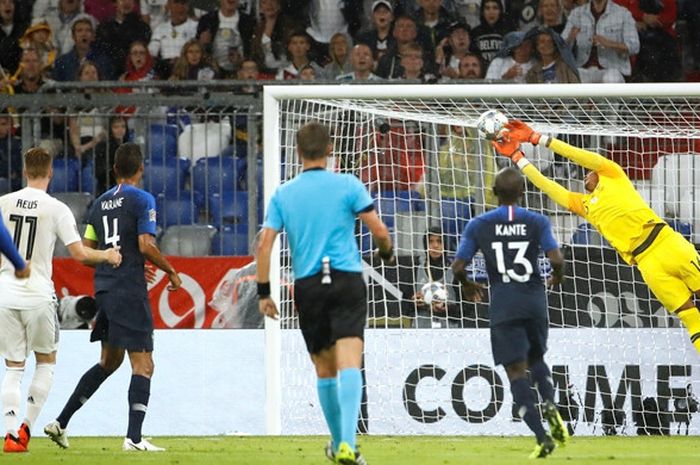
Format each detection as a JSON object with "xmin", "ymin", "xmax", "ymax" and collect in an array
[{"xmin": 492, "ymin": 120, "xmax": 700, "ymax": 354}]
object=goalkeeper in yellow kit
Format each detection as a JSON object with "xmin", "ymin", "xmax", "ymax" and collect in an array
[{"xmin": 492, "ymin": 120, "xmax": 700, "ymax": 354}]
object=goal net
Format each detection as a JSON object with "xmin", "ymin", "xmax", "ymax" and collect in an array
[{"xmin": 263, "ymin": 83, "xmax": 700, "ymax": 436}]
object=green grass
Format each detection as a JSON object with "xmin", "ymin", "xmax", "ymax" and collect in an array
[{"xmin": 8, "ymin": 436, "xmax": 700, "ymax": 465}]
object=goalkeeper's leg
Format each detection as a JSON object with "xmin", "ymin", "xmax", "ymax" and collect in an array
[{"xmin": 675, "ymin": 302, "xmax": 700, "ymax": 353}]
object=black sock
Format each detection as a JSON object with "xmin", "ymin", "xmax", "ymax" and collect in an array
[
  {"xmin": 529, "ymin": 359, "xmax": 554, "ymax": 403},
  {"xmin": 511, "ymin": 377, "xmax": 547, "ymax": 443},
  {"xmin": 56, "ymin": 364, "xmax": 109, "ymax": 428},
  {"xmin": 126, "ymin": 375, "xmax": 151, "ymax": 443}
]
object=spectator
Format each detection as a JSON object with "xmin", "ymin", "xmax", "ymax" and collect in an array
[
  {"xmin": 356, "ymin": 0, "xmax": 395, "ymax": 63},
  {"xmin": 525, "ymin": 26, "xmax": 580, "ymax": 83},
  {"xmin": 375, "ymin": 14, "xmax": 432, "ymax": 78},
  {"xmin": 53, "ymin": 15, "xmax": 114, "ymax": 81},
  {"xmin": 435, "ymin": 20, "xmax": 471, "ymax": 79},
  {"xmin": 0, "ymin": 110, "xmax": 23, "ymax": 191},
  {"xmin": 619, "ymin": 0, "xmax": 681, "ymax": 82},
  {"xmin": 536, "ymin": 0, "xmax": 567, "ymax": 34},
  {"xmin": 323, "ymin": 32, "xmax": 353, "ymax": 79},
  {"xmin": 148, "ymin": 0, "xmax": 198, "ymax": 79},
  {"xmin": 452, "ymin": 0, "xmax": 484, "ymax": 29},
  {"xmin": 396, "ymin": 40, "xmax": 436, "ymax": 80},
  {"xmin": 458, "ymin": 51, "xmax": 484, "ymax": 78},
  {"xmin": 68, "ymin": 61, "xmax": 107, "ymax": 165},
  {"xmin": 11, "ymin": 47, "xmax": 54, "ymax": 94},
  {"xmin": 562, "ymin": 0, "xmax": 639, "ymax": 83},
  {"xmin": 437, "ymin": 125, "xmax": 496, "ymax": 209},
  {"xmin": 470, "ymin": 0, "xmax": 513, "ymax": 67},
  {"xmin": 250, "ymin": 0, "xmax": 300, "ymax": 76},
  {"xmin": 298, "ymin": 63, "xmax": 317, "ymax": 80},
  {"xmin": 562, "ymin": 0, "xmax": 587, "ymax": 16},
  {"xmin": 517, "ymin": 0, "xmax": 540, "ymax": 31},
  {"xmin": 42, "ymin": 0, "xmax": 84, "ymax": 55},
  {"xmin": 679, "ymin": 0, "xmax": 700, "ymax": 70},
  {"xmin": 412, "ymin": 227, "xmax": 464, "ymax": 329},
  {"xmin": 0, "ymin": 0, "xmax": 28, "ymax": 75},
  {"xmin": 19, "ymin": 19, "xmax": 57, "ymax": 76},
  {"xmin": 413, "ymin": 0, "xmax": 454, "ymax": 50},
  {"xmin": 96, "ymin": 0, "xmax": 152, "ymax": 77},
  {"xmin": 337, "ymin": 43, "xmax": 382, "ymax": 80},
  {"xmin": 84, "ymin": 0, "xmax": 123, "ymax": 23},
  {"xmin": 275, "ymin": 31, "xmax": 322, "ymax": 80},
  {"xmin": 196, "ymin": 0, "xmax": 256, "ymax": 77},
  {"xmin": 485, "ymin": 30, "xmax": 535, "ymax": 82},
  {"xmin": 93, "ymin": 115, "xmax": 127, "ymax": 194},
  {"xmin": 234, "ymin": 57, "xmax": 259, "ymax": 93},
  {"xmin": 120, "ymin": 40, "xmax": 156, "ymax": 84},
  {"xmin": 141, "ymin": 0, "xmax": 169, "ymax": 31},
  {"xmin": 304, "ymin": 0, "xmax": 362, "ymax": 64},
  {"xmin": 170, "ymin": 38, "xmax": 219, "ymax": 80}
]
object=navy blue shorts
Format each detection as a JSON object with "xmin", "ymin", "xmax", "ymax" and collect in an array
[
  {"xmin": 294, "ymin": 270, "xmax": 367, "ymax": 355},
  {"xmin": 490, "ymin": 317, "xmax": 548, "ymax": 367},
  {"xmin": 90, "ymin": 294, "xmax": 154, "ymax": 352}
]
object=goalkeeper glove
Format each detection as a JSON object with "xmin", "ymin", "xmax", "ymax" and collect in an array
[
  {"xmin": 505, "ymin": 120, "xmax": 549, "ymax": 146},
  {"xmin": 491, "ymin": 135, "xmax": 525, "ymax": 163}
]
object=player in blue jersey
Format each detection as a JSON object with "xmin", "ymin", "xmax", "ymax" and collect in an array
[
  {"xmin": 452, "ymin": 167, "xmax": 568, "ymax": 459},
  {"xmin": 257, "ymin": 122, "xmax": 393, "ymax": 465},
  {"xmin": 44, "ymin": 143, "xmax": 181, "ymax": 452}
]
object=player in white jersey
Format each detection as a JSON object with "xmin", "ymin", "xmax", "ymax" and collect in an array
[{"xmin": 0, "ymin": 148, "xmax": 121, "ymax": 453}]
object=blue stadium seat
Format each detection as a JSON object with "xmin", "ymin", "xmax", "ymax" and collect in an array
[
  {"xmin": 49, "ymin": 158, "xmax": 79, "ymax": 193},
  {"xmin": 143, "ymin": 158, "xmax": 189, "ymax": 196},
  {"xmin": 667, "ymin": 219, "xmax": 692, "ymax": 241},
  {"xmin": 211, "ymin": 224, "xmax": 249, "ymax": 255},
  {"xmin": 209, "ymin": 190, "xmax": 248, "ymax": 226},
  {"xmin": 156, "ymin": 195, "xmax": 199, "ymax": 227},
  {"xmin": 148, "ymin": 124, "xmax": 179, "ymax": 162},
  {"xmin": 571, "ymin": 223, "xmax": 609, "ymax": 246},
  {"xmin": 81, "ymin": 162, "xmax": 96, "ymax": 194},
  {"xmin": 192, "ymin": 157, "xmax": 245, "ymax": 195},
  {"xmin": 440, "ymin": 197, "xmax": 472, "ymax": 239}
]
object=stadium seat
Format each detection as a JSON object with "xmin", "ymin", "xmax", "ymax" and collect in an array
[
  {"xmin": 49, "ymin": 158, "xmax": 80, "ymax": 193},
  {"xmin": 571, "ymin": 223, "xmax": 609, "ymax": 246},
  {"xmin": 143, "ymin": 158, "xmax": 189, "ymax": 197},
  {"xmin": 211, "ymin": 224, "xmax": 250, "ymax": 256},
  {"xmin": 156, "ymin": 195, "xmax": 199, "ymax": 228},
  {"xmin": 440, "ymin": 197, "xmax": 473, "ymax": 239},
  {"xmin": 53, "ymin": 192, "xmax": 93, "ymax": 225},
  {"xmin": 81, "ymin": 162, "xmax": 96, "ymax": 195},
  {"xmin": 148, "ymin": 124, "xmax": 179, "ymax": 162},
  {"xmin": 668, "ymin": 219, "xmax": 692, "ymax": 240},
  {"xmin": 0, "ymin": 177, "xmax": 10, "ymax": 195},
  {"xmin": 192, "ymin": 157, "xmax": 245, "ymax": 195},
  {"xmin": 160, "ymin": 224, "xmax": 216, "ymax": 256},
  {"xmin": 178, "ymin": 121, "xmax": 232, "ymax": 162},
  {"xmin": 209, "ymin": 190, "xmax": 248, "ymax": 226}
]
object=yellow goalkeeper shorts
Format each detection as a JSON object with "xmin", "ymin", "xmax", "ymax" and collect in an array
[{"xmin": 636, "ymin": 227, "xmax": 700, "ymax": 312}]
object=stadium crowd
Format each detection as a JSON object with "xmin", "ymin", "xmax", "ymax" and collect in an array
[{"xmin": 0, "ymin": 0, "xmax": 697, "ymax": 88}]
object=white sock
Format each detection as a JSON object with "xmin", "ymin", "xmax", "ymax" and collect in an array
[
  {"xmin": 2, "ymin": 367, "xmax": 24, "ymax": 435},
  {"xmin": 24, "ymin": 364, "xmax": 55, "ymax": 431}
]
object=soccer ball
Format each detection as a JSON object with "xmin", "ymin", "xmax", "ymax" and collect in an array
[
  {"xmin": 476, "ymin": 110, "xmax": 509, "ymax": 141},
  {"xmin": 421, "ymin": 281, "xmax": 448, "ymax": 305}
]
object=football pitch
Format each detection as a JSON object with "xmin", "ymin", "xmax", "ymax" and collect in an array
[{"xmin": 11, "ymin": 435, "xmax": 700, "ymax": 465}]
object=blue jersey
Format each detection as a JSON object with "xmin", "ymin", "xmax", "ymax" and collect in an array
[
  {"xmin": 87, "ymin": 184, "xmax": 157, "ymax": 303},
  {"xmin": 456, "ymin": 205, "xmax": 558, "ymax": 324},
  {"xmin": 263, "ymin": 168, "xmax": 373, "ymax": 279}
]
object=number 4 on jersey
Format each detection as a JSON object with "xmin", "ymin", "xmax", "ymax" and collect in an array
[{"xmin": 102, "ymin": 216, "xmax": 120, "ymax": 248}]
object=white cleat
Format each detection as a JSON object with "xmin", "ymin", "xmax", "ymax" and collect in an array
[
  {"xmin": 122, "ymin": 437, "xmax": 165, "ymax": 451},
  {"xmin": 43, "ymin": 420, "xmax": 69, "ymax": 449}
]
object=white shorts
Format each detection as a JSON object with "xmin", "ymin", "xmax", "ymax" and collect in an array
[{"xmin": 0, "ymin": 301, "xmax": 59, "ymax": 361}]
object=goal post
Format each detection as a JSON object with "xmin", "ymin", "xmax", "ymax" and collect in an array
[{"xmin": 263, "ymin": 83, "xmax": 700, "ymax": 436}]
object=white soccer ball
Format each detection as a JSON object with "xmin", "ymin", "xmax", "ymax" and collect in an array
[
  {"xmin": 476, "ymin": 110, "xmax": 509, "ymax": 141},
  {"xmin": 421, "ymin": 281, "xmax": 448, "ymax": 305}
]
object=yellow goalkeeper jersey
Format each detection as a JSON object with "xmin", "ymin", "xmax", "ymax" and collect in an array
[{"xmin": 522, "ymin": 139, "xmax": 665, "ymax": 265}]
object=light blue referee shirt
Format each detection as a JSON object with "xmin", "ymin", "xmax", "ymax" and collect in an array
[{"xmin": 263, "ymin": 168, "xmax": 374, "ymax": 279}]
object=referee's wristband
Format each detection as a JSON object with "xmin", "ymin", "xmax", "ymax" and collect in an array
[
  {"xmin": 257, "ymin": 281, "xmax": 271, "ymax": 298},
  {"xmin": 378, "ymin": 247, "xmax": 394, "ymax": 261}
]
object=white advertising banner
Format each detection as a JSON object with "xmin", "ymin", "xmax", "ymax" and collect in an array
[{"xmin": 282, "ymin": 328, "xmax": 700, "ymax": 436}]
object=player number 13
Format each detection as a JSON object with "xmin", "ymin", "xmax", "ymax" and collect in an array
[{"xmin": 491, "ymin": 241, "xmax": 533, "ymax": 283}]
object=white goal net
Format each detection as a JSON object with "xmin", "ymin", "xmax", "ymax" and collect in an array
[{"xmin": 263, "ymin": 83, "xmax": 700, "ymax": 436}]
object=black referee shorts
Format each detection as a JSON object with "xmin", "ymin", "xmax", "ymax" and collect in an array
[{"xmin": 294, "ymin": 270, "xmax": 367, "ymax": 355}]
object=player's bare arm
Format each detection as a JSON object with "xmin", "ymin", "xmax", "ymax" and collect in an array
[
  {"xmin": 546, "ymin": 249, "xmax": 565, "ymax": 288},
  {"xmin": 255, "ymin": 227, "xmax": 279, "ymax": 320},
  {"xmin": 358, "ymin": 209, "xmax": 394, "ymax": 263},
  {"xmin": 138, "ymin": 233, "xmax": 181, "ymax": 290},
  {"xmin": 451, "ymin": 258, "xmax": 484, "ymax": 302},
  {"xmin": 68, "ymin": 240, "xmax": 122, "ymax": 267}
]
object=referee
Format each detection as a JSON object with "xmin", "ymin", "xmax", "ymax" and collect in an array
[{"xmin": 257, "ymin": 122, "xmax": 392, "ymax": 465}]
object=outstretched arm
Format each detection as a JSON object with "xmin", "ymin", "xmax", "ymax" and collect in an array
[{"xmin": 506, "ymin": 120, "xmax": 623, "ymax": 177}]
